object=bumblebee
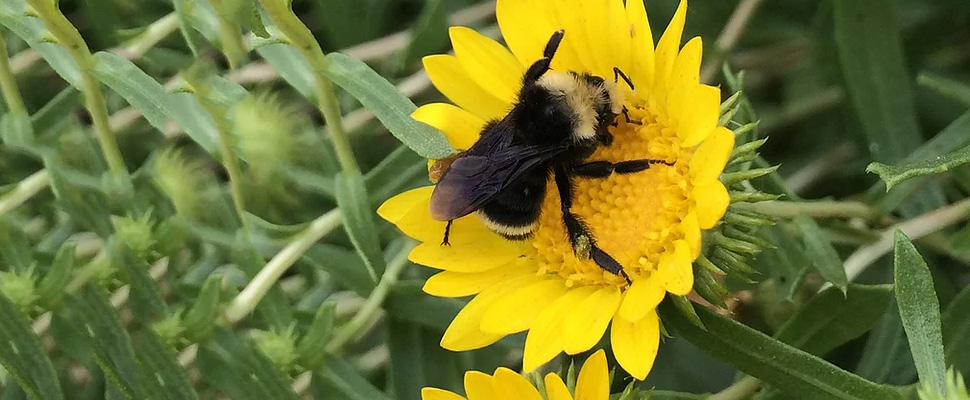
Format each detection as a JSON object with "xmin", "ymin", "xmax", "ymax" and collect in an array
[{"xmin": 428, "ymin": 30, "xmax": 671, "ymax": 282}]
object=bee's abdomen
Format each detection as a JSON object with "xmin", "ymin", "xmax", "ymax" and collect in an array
[{"xmin": 477, "ymin": 170, "xmax": 548, "ymax": 241}]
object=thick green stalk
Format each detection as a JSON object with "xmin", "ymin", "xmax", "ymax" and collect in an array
[
  {"xmin": 256, "ymin": 0, "xmax": 360, "ymax": 174},
  {"xmin": 25, "ymin": 0, "xmax": 127, "ymax": 176},
  {"xmin": 0, "ymin": 29, "xmax": 26, "ymax": 114},
  {"xmin": 0, "ymin": 170, "xmax": 49, "ymax": 217}
]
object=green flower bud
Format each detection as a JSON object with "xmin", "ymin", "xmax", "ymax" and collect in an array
[
  {"xmin": 0, "ymin": 269, "xmax": 38, "ymax": 315},
  {"xmin": 110, "ymin": 212, "xmax": 156, "ymax": 262},
  {"xmin": 252, "ymin": 326, "xmax": 299, "ymax": 375},
  {"xmin": 152, "ymin": 311, "xmax": 186, "ymax": 349},
  {"xmin": 153, "ymin": 148, "xmax": 217, "ymax": 220},
  {"xmin": 233, "ymin": 92, "xmax": 307, "ymax": 179},
  {"xmin": 918, "ymin": 369, "xmax": 969, "ymax": 400}
]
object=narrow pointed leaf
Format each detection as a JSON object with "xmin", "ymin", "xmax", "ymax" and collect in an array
[
  {"xmin": 775, "ymin": 284, "xmax": 893, "ymax": 356},
  {"xmin": 0, "ymin": 293, "xmax": 63, "ymax": 400},
  {"xmin": 335, "ymin": 171, "xmax": 383, "ymax": 282},
  {"xmin": 794, "ymin": 215, "xmax": 848, "ymax": 292},
  {"xmin": 943, "ymin": 284, "xmax": 970, "ymax": 376},
  {"xmin": 894, "ymin": 231, "xmax": 947, "ymax": 395},
  {"xmin": 658, "ymin": 300, "xmax": 902, "ymax": 399}
]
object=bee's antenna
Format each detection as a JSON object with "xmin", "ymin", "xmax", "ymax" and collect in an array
[{"xmin": 613, "ymin": 67, "xmax": 635, "ymax": 90}]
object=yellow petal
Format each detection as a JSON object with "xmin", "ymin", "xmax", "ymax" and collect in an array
[
  {"xmin": 492, "ymin": 368, "xmax": 544, "ymax": 400},
  {"xmin": 421, "ymin": 388, "xmax": 467, "ymax": 400},
  {"xmin": 610, "ymin": 310, "xmax": 660, "ymax": 380},
  {"xmin": 574, "ymin": 0, "xmax": 630, "ymax": 78},
  {"xmin": 660, "ymin": 240, "xmax": 693, "ymax": 295},
  {"xmin": 681, "ymin": 211, "xmax": 702, "ymax": 259},
  {"xmin": 693, "ymin": 180, "xmax": 729, "ymax": 229},
  {"xmin": 562, "ymin": 286, "xmax": 621, "ymax": 355},
  {"xmin": 440, "ymin": 276, "xmax": 532, "ymax": 350},
  {"xmin": 423, "ymin": 262, "xmax": 534, "ymax": 298},
  {"xmin": 464, "ymin": 371, "xmax": 498, "ymax": 400},
  {"xmin": 575, "ymin": 350, "xmax": 609, "ymax": 400},
  {"xmin": 394, "ymin": 195, "xmax": 495, "ymax": 245},
  {"xmin": 409, "ymin": 239, "xmax": 523, "ymax": 273},
  {"xmin": 481, "ymin": 278, "xmax": 568, "ymax": 334},
  {"xmin": 654, "ymin": 0, "xmax": 687, "ymax": 90},
  {"xmin": 496, "ymin": 0, "xmax": 556, "ymax": 66},
  {"xmin": 544, "ymin": 374, "xmax": 574, "ymax": 400},
  {"xmin": 543, "ymin": 0, "xmax": 596, "ymax": 72},
  {"xmin": 678, "ymin": 85, "xmax": 721, "ymax": 148},
  {"xmin": 665, "ymin": 37, "xmax": 703, "ymax": 121},
  {"xmin": 378, "ymin": 186, "xmax": 434, "ymax": 224},
  {"xmin": 617, "ymin": 276, "xmax": 665, "ymax": 322},
  {"xmin": 423, "ymin": 54, "xmax": 510, "ymax": 120},
  {"xmin": 522, "ymin": 286, "xmax": 597, "ymax": 372},
  {"xmin": 412, "ymin": 103, "xmax": 484, "ymax": 150},
  {"xmin": 451, "ymin": 26, "xmax": 523, "ymax": 104},
  {"xmin": 689, "ymin": 126, "xmax": 735, "ymax": 184},
  {"xmin": 626, "ymin": 0, "xmax": 655, "ymax": 90}
]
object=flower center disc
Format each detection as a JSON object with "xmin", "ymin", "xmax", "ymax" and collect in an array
[{"xmin": 529, "ymin": 101, "xmax": 694, "ymax": 288}]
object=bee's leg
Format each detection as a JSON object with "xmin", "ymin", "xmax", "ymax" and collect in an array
[
  {"xmin": 523, "ymin": 30, "xmax": 564, "ymax": 84},
  {"xmin": 613, "ymin": 67, "xmax": 635, "ymax": 90},
  {"xmin": 571, "ymin": 159, "xmax": 673, "ymax": 178},
  {"xmin": 441, "ymin": 220, "xmax": 453, "ymax": 246},
  {"xmin": 553, "ymin": 166, "xmax": 631, "ymax": 284}
]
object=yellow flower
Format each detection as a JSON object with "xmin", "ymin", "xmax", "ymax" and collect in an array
[
  {"xmin": 421, "ymin": 349, "xmax": 611, "ymax": 400},
  {"xmin": 379, "ymin": 0, "xmax": 734, "ymax": 379}
]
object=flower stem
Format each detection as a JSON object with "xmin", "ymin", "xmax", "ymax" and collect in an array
[
  {"xmin": 208, "ymin": 0, "xmax": 248, "ymax": 69},
  {"xmin": 0, "ymin": 170, "xmax": 49, "ymax": 217},
  {"xmin": 700, "ymin": 0, "xmax": 765, "ymax": 83},
  {"xmin": 708, "ymin": 376, "xmax": 762, "ymax": 400},
  {"xmin": 327, "ymin": 242, "xmax": 413, "ymax": 352},
  {"xmin": 224, "ymin": 209, "xmax": 344, "ymax": 323},
  {"xmin": 255, "ymin": 0, "xmax": 360, "ymax": 174},
  {"xmin": 0, "ymin": 29, "xmax": 26, "ymax": 115},
  {"xmin": 733, "ymin": 200, "xmax": 880, "ymax": 221},
  {"xmin": 26, "ymin": 0, "xmax": 127, "ymax": 176}
]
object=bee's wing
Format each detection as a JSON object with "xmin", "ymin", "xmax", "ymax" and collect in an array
[{"xmin": 429, "ymin": 142, "xmax": 564, "ymax": 221}]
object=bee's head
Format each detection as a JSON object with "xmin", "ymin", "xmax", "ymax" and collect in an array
[{"xmin": 533, "ymin": 72, "xmax": 624, "ymax": 143}]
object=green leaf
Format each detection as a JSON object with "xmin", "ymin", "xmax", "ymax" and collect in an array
[
  {"xmin": 943, "ymin": 284, "xmax": 970, "ymax": 376},
  {"xmin": 386, "ymin": 319, "xmax": 426, "ymax": 400},
  {"xmin": 164, "ymin": 92, "xmax": 218, "ymax": 153},
  {"xmin": 794, "ymin": 215, "xmax": 849, "ymax": 292},
  {"xmin": 181, "ymin": 274, "xmax": 222, "ymax": 343},
  {"xmin": 870, "ymin": 111, "xmax": 970, "ymax": 213},
  {"xmin": 868, "ymin": 142, "xmax": 970, "ymax": 190},
  {"xmin": 324, "ymin": 53, "xmax": 455, "ymax": 159},
  {"xmin": 303, "ymin": 244, "xmax": 375, "ymax": 296},
  {"xmin": 29, "ymin": 87, "xmax": 79, "ymax": 135},
  {"xmin": 0, "ymin": 293, "xmax": 63, "ymax": 400},
  {"xmin": 255, "ymin": 44, "xmax": 314, "ymax": 100},
  {"xmin": 108, "ymin": 243, "xmax": 167, "ymax": 323},
  {"xmin": 894, "ymin": 230, "xmax": 947, "ymax": 395},
  {"xmin": 295, "ymin": 302, "xmax": 335, "ymax": 370},
  {"xmin": 196, "ymin": 329, "xmax": 299, "ymax": 400},
  {"xmin": 91, "ymin": 52, "xmax": 172, "ymax": 133},
  {"xmin": 35, "ymin": 243, "xmax": 75, "ymax": 309},
  {"xmin": 66, "ymin": 289, "xmax": 152, "ymax": 399},
  {"xmin": 134, "ymin": 331, "xmax": 200, "ymax": 400},
  {"xmin": 775, "ymin": 284, "xmax": 893, "ymax": 356},
  {"xmin": 0, "ymin": 0, "xmax": 82, "ymax": 88},
  {"xmin": 0, "ymin": 112, "xmax": 36, "ymax": 153},
  {"xmin": 335, "ymin": 171, "xmax": 383, "ymax": 281},
  {"xmin": 658, "ymin": 300, "xmax": 902, "ymax": 400},
  {"xmin": 311, "ymin": 354, "xmax": 393, "ymax": 400},
  {"xmin": 384, "ymin": 280, "xmax": 463, "ymax": 331},
  {"xmin": 833, "ymin": 0, "xmax": 943, "ymax": 214}
]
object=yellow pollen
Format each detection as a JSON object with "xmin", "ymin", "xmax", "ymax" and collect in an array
[{"xmin": 529, "ymin": 101, "xmax": 694, "ymax": 288}]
